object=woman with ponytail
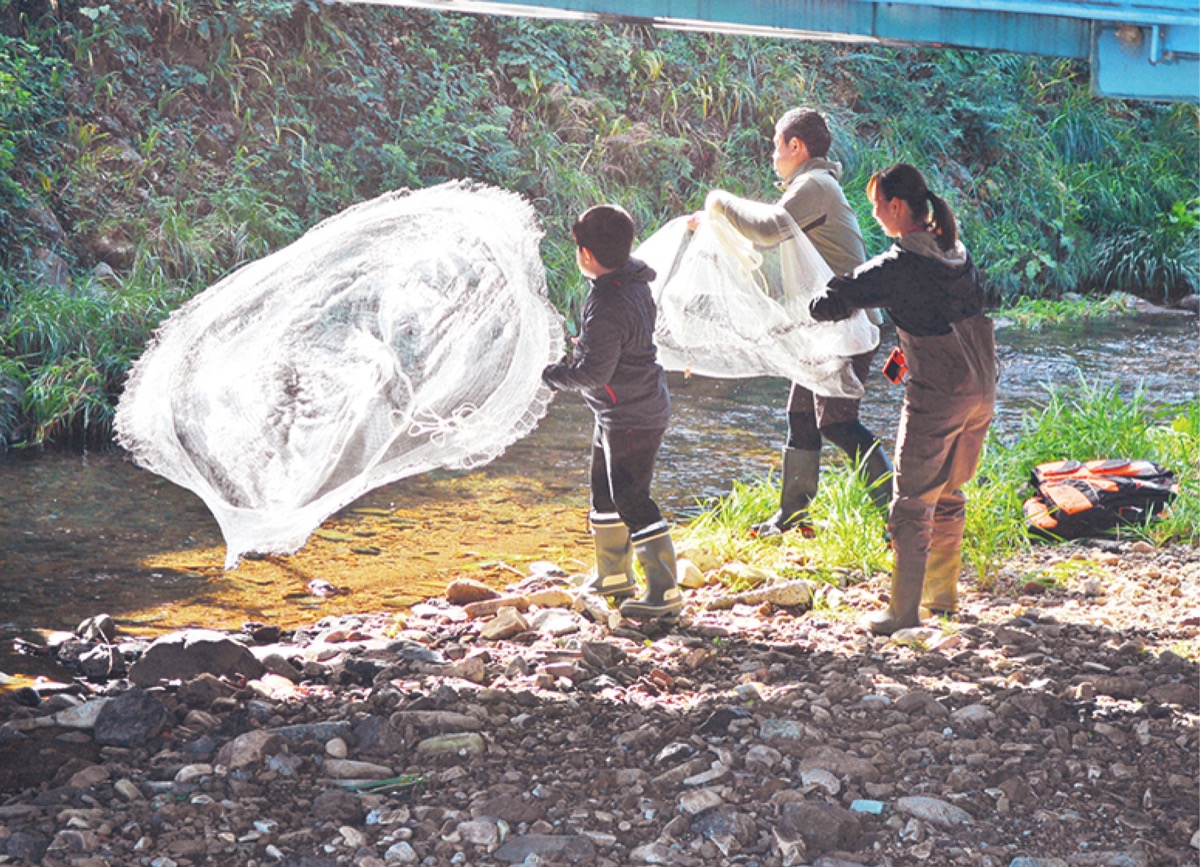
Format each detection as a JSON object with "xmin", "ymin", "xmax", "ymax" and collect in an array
[{"xmin": 810, "ymin": 163, "xmax": 997, "ymax": 636}]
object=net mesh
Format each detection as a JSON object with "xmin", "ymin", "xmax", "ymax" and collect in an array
[
  {"xmin": 634, "ymin": 206, "xmax": 879, "ymax": 396},
  {"xmin": 115, "ymin": 181, "xmax": 564, "ymax": 568}
]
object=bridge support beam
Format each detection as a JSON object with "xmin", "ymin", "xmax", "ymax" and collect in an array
[{"xmin": 338, "ymin": 0, "xmax": 1200, "ymax": 102}]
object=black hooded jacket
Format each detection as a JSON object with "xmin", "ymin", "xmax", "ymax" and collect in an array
[
  {"xmin": 542, "ymin": 257, "xmax": 670, "ymax": 430},
  {"xmin": 810, "ymin": 231, "xmax": 983, "ymax": 336}
]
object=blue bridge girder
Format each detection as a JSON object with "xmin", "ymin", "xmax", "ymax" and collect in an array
[{"xmin": 335, "ymin": 0, "xmax": 1200, "ymax": 102}]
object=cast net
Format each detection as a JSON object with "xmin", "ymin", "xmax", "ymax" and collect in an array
[
  {"xmin": 634, "ymin": 197, "xmax": 879, "ymax": 396},
  {"xmin": 115, "ymin": 181, "xmax": 564, "ymax": 569}
]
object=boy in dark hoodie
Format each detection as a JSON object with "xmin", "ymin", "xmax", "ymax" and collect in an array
[
  {"xmin": 811, "ymin": 163, "xmax": 997, "ymax": 636},
  {"xmin": 542, "ymin": 204, "xmax": 682, "ymax": 620}
]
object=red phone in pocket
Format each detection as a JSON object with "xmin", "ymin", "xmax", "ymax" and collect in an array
[{"xmin": 882, "ymin": 346, "xmax": 908, "ymax": 385}]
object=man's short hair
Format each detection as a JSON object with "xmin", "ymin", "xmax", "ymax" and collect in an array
[
  {"xmin": 572, "ymin": 204, "xmax": 635, "ymax": 270},
  {"xmin": 775, "ymin": 108, "xmax": 832, "ymax": 158}
]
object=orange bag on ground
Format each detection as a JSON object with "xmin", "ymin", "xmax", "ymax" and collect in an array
[{"xmin": 1023, "ymin": 458, "xmax": 1179, "ymax": 540}]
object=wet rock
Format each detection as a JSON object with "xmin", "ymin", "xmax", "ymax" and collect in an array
[
  {"xmin": 310, "ymin": 788, "xmax": 364, "ymax": 824},
  {"xmin": 777, "ymin": 802, "xmax": 862, "ymax": 854},
  {"xmin": 31, "ymin": 249, "xmax": 70, "ymax": 289},
  {"xmin": 445, "ymin": 578, "xmax": 500, "ymax": 605},
  {"xmin": 479, "ymin": 607, "xmax": 529, "ymax": 640},
  {"xmin": 93, "ymin": 689, "xmax": 166, "ymax": 747},
  {"xmin": 323, "ymin": 758, "xmax": 394, "ymax": 780},
  {"xmin": 128, "ymin": 629, "xmax": 265, "ymax": 686},
  {"xmin": 215, "ymin": 729, "xmax": 283, "ymax": 768},
  {"xmin": 895, "ymin": 795, "xmax": 974, "ymax": 828},
  {"xmin": 706, "ymin": 576, "xmax": 813, "ymax": 610},
  {"xmin": 75, "ymin": 614, "xmax": 118, "ymax": 643},
  {"xmin": 493, "ymin": 833, "xmax": 596, "ymax": 864},
  {"xmin": 415, "ymin": 732, "xmax": 486, "ymax": 757},
  {"xmin": 693, "ymin": 806, "xmax": 756, "ymax": 856},
  {"xmin": 52, "ymin": 697, "xmax": 111, "ymax": 729},
  {"xmin": 5, "ymin": 829, "xmax": 50, "ymax": 862},
  {"xmin": 797, "ymin": 747, "xmax": 880, "ymax": 783}
]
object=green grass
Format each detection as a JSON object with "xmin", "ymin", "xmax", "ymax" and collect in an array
[
  {"xmin": 682, "ymin": 382, "xmax": 1199, "ymax": 596},
  {"xmin": 997, "ymin": 294, "xmax": 1130, "ymax": 329},
  {"xmin": 679, "ymin": 454, "xmax": 893, "ymax": 589}
]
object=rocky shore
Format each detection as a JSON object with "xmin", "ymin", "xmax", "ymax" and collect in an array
[{"xmin": 1, "ymin": 539, "xmax": 1197, "ymax": 867}]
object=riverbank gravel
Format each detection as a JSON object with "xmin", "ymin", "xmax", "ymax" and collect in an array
[{"xmin": 1, "ymin": 539, "xmax": 1197, "ymax": 867}]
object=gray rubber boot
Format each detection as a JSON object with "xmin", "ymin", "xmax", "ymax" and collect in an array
[
  {"xmin": 581, "ymin": 515, "xmax": 637, "ymax": 598},
  {"xmin": 863, "ymin": 445, "xmax": 894, "ymax": 511},
  {"xmin": 619, "ymin": 524, "xmax": 683, "ymax": 620},
  {"xmin": 862, "ymin": 557, "xmax": 925, "ymax": 636},
  {"xmin": 920, "ymin": 547, "xmax": 962, "ymax": 616},
  {"xmin": 751, "ymin": 447, "xmax": 820, "ymax": 536}
]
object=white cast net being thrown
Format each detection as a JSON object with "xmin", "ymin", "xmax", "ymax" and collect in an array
[
  {"xmin": 634, "ymin": 202, "xmax": 878, "ymax": 397},
  {"xmin": 115, "ymin": 181, "xmax": 564, "ymax": 569}
]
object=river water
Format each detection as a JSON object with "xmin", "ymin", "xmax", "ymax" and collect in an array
[{"xmin": 1, "ymin": 314, "xmax": 1196, "ymax": 681}]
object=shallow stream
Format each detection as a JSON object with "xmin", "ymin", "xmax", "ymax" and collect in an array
[{"xmin": 1, "ymin": 314, "xmax": 1195, "ymax": 682}]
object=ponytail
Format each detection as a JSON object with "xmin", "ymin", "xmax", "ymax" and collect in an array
[
  {"xmin": 871, "ymin": 164, "xmax": 959, "ymax": 252},
  {"xmin": 926, "ymin": 190, "xmax": 958, "ymax": 252}
]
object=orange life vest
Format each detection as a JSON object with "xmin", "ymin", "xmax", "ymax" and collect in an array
[{"xmin": 1023, "ymin": 458, "xmax": 1179, "ymax": 540}]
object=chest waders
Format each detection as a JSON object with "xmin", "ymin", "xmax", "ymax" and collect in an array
[{"xmin": 864, "ymin": 316, "xmax": 995, "ymax": 636}]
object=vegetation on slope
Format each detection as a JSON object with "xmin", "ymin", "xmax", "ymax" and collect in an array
[{"xmin": 0, "ymin": 0, "xmax": 1197, "ymax": 448}]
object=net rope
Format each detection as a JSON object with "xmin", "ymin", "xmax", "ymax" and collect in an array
[
  {"xmin": 115, "ymin": 181, "xmax": 564, "ymax": 568},
  {"xmin": 634, "ymin": 202, "xmax": 879, "ymax": 396}
]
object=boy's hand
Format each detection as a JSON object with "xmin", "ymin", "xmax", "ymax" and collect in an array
[{"xmin": 686, "ymin": 211, "xmax": 705, "ymax": 232}]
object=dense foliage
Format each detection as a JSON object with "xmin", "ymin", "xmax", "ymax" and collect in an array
[{"xmin": 0, "ymin": 0, "xmax": 1197, "ymax": 447}]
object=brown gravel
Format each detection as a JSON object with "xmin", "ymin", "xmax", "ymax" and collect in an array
[{"xmin": 0, "ymin": 539, "xmax": 1197, "ymax": 867}]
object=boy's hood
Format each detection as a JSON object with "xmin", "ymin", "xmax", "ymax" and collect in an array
[{"xmin": 602, "ymin": 256, "xmax": 656, "ymax": 286}]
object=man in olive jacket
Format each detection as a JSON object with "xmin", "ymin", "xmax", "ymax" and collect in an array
[{"xmin": 703, "ymin": 107, "xmax": 891, "ymax": 535}]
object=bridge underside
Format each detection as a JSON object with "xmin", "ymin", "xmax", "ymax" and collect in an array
[{"xmin": 341, "ymin": 0, "xmax": 1199, "ymax": 102}]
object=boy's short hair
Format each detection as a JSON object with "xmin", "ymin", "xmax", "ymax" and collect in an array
[
  {"xmin": 775, "ymin": 108, "xmax": 832, "ymax": 158},
  {"xmin": 572, "ymin": 204, "xmax": 635, "ymax": 270}
]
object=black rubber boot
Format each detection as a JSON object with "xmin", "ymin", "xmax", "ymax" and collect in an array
[
  {"xmin": 751, "ymin": 447, "xmax": 820, "ymax": 536},
  {"xmin": 581, "ymin": 513, "xmax": 637, "ymax": 598},
  {"xmin": 862, "ymin": 444, "xmax": 894, "ymax": 511},
  {"xmin": 822, "ymin": 421, "xmax": 892, "ymax": 510},
  {"xmin": 619, "ymin": 523, "xmax": 683, "ymax": 620}
]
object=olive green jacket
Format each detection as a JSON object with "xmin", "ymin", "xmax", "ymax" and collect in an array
[{"xmin": 707, "ymin": 157, "xmax": 867, "ymax": 278}]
